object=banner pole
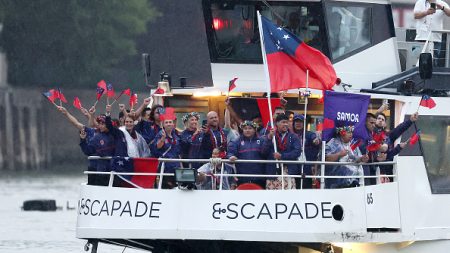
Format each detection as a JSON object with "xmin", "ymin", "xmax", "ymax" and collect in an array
[
  {"xmin": 300, "ymin": 70, "xmax": 309, "ymax": 189},
  {"xmin": 257, "ymin": 11, "xmax": 281, "ymax": 184}
]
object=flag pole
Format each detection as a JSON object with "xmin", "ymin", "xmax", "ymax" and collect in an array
[
  {"xmin": 416, "ymin": 95, "xmax": 423, "ymax": 113},
  {"xmin": 300, "ymin": 70, "xmax": 309, "ymax": 189},
  {"xmin": 257, "ymin": 11, "xmax": 281, "ymax": 176},
  {"xmin": 110, "ymin": 91, "xmax": 124, "ymax": 106}
]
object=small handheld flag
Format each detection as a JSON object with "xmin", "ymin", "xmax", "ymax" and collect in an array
[
  {"xmin": 409, "ymin": 130, "xmax": 421, "ymax": 146},
  {"xmin": 42, "ymin": 90, "xmax": 58, "ymax": 105},
  {"xmin": 73, "ymin": 97, "xmax": 82, "ymax": 110},
  {"xmin": 419, "ymin": 95, "xmax": 436, "ymax": 109},
  {"xmin": 129, "ymin": 93, "xmax": 138, "ymax": 107},
  {"xmin": 367, "ymin": 143, "xmax": 381, "ymax": 152},
  {"xmin": 55, "ymin": 88, "xmax": 68, "ymax": 104},
  {"xmin": 228, "ymin": 77, "xmax": 238, "ymax": 92},
  {"xmin": 122, "ymin": 88, "xmax": 131, "ymax": 96},
  {"xmin": 106, "ymin": 83, "xmax": 115, "ymax": 98},
  {"xmin": 153, "ymin": 88, "xmax": 165, "ymax": 95},
  {"xmin": 159, "ymin": 107, "xmax": 176, "ymax": 121},
  {"xmin": 350, "ymin": 139, "xmax": 362, "ymax": 151},
  {"xmin": 96, "ymin": 87, "xmax": 105, "ymax": 101},
  {"xmin": 97, "ymin": 80, "xmax": 107, "ymax": 91}
]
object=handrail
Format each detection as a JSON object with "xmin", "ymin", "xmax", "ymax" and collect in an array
[
  {"xmin": 85, "ymin": 156, "xmax": 397, "ymax": 190},
  {"xmin": 87, "ymin": 156, "xmax": 395, "ymax": 166}
]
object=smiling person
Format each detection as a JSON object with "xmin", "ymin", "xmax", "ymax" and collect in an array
[
  {"xmin": 151, "ymin": 113, "xmax": 181, "ymax": 189},
  {"xmin": 119, "ymin": 115, "xmax": 151, "ymax": 158},
  {"xmin": 180, "ymin": 112, "xmax": 203, "ymax": 169},
  {"xmin": 200, "ymin": 111, "xmax": 229, "ymax": 159}
]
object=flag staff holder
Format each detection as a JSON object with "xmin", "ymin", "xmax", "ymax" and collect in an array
[
  {"xmin": 299, "ymin": 70, "xmax": 310, "ymax": 189},
  {"xmin": 257, "ymin": 11, "xmax": 283, "ymax": 188}
]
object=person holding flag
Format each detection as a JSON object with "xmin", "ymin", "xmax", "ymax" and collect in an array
[
  {"xmin": 134, "ymin": 102, "xmax": 163, "ymax": 145},
  {"xmin": 291, "ymin": 114, "xmax": 321, "ymax": 189},
  {"xmin": 79, "ymin": 105, "xmax": 128, "ymax": 187},
  {"xmin": 262, "ymin": 114, "xmax": 301, "ymax": 190},
  {"xmin": 325, "ymin": 125, "xmax": 369, "ymax": 188},
  {"xmin": 118, "ymin": 114, "xmax": 151, "ymax": 158}
]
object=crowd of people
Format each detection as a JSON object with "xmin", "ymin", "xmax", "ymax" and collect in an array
[{"xmin": 56, "ymin": 96, "xmax": 419, "ymax": 190}]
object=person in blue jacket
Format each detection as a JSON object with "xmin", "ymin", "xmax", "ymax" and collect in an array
[
  {"xmin": 79, "ymin": 107, "xmax": 128, "ymax": 186},
  {"xmin": 134, "ymin": 104, "xmax": 163, "ymax": 145},
  {"xmin": 200, "ymin": 111, "xmax": 229, "ymax": 159},
  {"xmin": 151, "ymin": 114, "xmax": 182, "ymax": 189},
  {"xmin": 291, "ymin": 114, "xmax": 321, "ymax": 189},
  {"xmin": 262, "ymin": 114, "xmax": 301, "ymax": 190},
  {"xmin": 180, "ymin": 112, "xmax": 203, "ymax": 169},
  {"xmin": 228, "ymin": 120, "xmax": 266, "ymax": 188}
]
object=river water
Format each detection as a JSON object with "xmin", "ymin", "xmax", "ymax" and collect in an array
[{"xmin": 0, "ymin": 170, "xmax": 143, "ymax": 253}]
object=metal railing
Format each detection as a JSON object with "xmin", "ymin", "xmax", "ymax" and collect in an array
[{"xmin": 85, "ymin": 156, "xmax": 397, "ymax": 190}]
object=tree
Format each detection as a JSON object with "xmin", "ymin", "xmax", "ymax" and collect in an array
[{"xmin": 0, "ymin": 0, "xmax": 158, "ymax": 88}]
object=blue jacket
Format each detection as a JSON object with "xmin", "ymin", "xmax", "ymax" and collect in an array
[
  {"xmin": 262, "ymin": 131, "xmax": 301, "ymax": 175},
  {"xmin": 227, "ymin": 136, "xmax": 266, "ymax": 183},
  {"xmin": 151, "ymin": 130, "xmax": 182, "ymax": 173},
  {"xmin": 134, "ymin": 120, "xmax": 161, "ymax": 145},
  {"xmin": 79, "ymin": 132, "xmax": 115, "ymax": 172},
  {"xmin": 200, "ymin": 128, "xmax": 229, "ymax": 158},
  {"xmin": 180, "ymin": 129, "xmax": 203, "ymax": 169},
  {"xmin": 293, "ymin": 130, "xmax": 320, "ymax": 175},
  {"xmin": 180, "ymin": 129, "xmax": 202, "ymax": 159}
]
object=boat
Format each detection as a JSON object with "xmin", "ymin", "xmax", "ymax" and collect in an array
[{"xmin": 76, "ymin": 0, "xmax": 450, "ymax": 252}]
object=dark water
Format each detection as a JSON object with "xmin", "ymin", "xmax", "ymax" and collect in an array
[{"xmin": 0, "ymin": 171, "xmax": 143, "ymax": 253}]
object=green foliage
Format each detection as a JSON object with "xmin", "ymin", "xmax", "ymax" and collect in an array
[{"xmin": 0, "ymin": 0, "xmax": 158, "ymax": 88}]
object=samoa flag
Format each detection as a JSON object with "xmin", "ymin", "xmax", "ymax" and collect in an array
[
  {"xmin": 112, "ymin": 157, "xmax": 159, "ymax": 188},
  {"xmin": 260, "ymin": 15, "xmax": 336, "ymax": 92},
  {"xmin": 322, "ymin": 91, "xmax": 371, "ymax": 141}
]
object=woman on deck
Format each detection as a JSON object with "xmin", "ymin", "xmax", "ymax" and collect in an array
[{"xmin": 325, "ymin": 125, "xmax": 369, "ymax": 188}]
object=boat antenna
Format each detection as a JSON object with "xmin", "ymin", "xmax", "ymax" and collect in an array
[{"xmin": 260, "ymin": 0, "xmax": 288, "ymax": 24}]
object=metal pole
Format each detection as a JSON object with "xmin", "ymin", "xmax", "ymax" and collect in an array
[
  {"xmin": 320, "ymin": 140, "xmax": 326, "ymax": 189},
  {"xmin": 158, "ymin": 162, "xmax": 165, "ymax": 189}
]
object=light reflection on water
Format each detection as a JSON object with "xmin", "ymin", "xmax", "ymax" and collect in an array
[{"xmin": 0, "ymin": 171, "xmax": 143, "ymax": 253}]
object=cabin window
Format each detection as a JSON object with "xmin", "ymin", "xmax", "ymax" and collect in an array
[
  {"xmin": 205, "ymin": 1, "xmax": 326, "ymax": 63},
  {"xmin": 325, "ymin": 5, "xmax": 372, "ymax": 60},
  {"xmin": 400, "ymin": 115, "xmax": 450, "ymax": 194}
]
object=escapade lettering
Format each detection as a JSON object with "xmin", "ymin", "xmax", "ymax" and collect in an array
[
  {"xmin": 78, "ymin": 198, "xmax": 162, "ymax": 218},
  {"xmin": 336, "ymin": 112, "xmax": 359, "ymax": 123},
  {"xmin": 212, "ymin": 202, "xmax": 333, "ymax": 220}
]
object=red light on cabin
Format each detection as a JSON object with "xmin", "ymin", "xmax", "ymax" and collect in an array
[
  {"xmin": 212, "ymin": 18, "xmax": 232, "ymax": 30},
  {"xmin": 213, "ymin": 18, "xmax": 223, "ymax": 30}
]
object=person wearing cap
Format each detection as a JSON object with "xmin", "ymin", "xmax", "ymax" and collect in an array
[
  {"xmin": 228, "ymin": 120, "xmax": 267, "ymax": 189},
  {"xmin": 325, "ymin": 125, "xmax": 369, "ymax": 188},
  {"xmin": 80, "ymin": 106, "xmax": 129, "ymax": 186},
  {"xmin": 292, "ymin": 114, "xmax": 321, "ymax": 189},
  {"xmin": 262, "ymin": 113, "xmax": 301, "ymax": 190},
  {"xmin": 151, "ymin": 109, "xmax": 181, "ymax": 189},
  {"xmin": 180, "ymin": 112, "xmax": 203, "ymax": 169}
]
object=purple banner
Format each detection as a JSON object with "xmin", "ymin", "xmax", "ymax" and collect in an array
[{"xmin": 323, "ymin": 91, "xmax": 371, "ymax": 141}]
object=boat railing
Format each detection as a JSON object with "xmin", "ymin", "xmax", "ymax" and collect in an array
[{"xmin": 85, "ymin": 156, "xmax": 397, "ymax": 190}]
